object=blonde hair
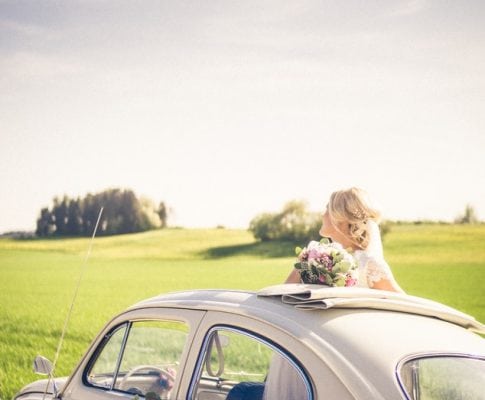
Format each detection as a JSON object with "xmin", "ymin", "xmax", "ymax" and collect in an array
[{"xmin": 327, "ymin": 187, "xmax": 381, "ymax": 249}]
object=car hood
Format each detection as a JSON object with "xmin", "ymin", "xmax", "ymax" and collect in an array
[{"xmin": 15, "ymin": 377, "xmax": 68, "ymax": 399}]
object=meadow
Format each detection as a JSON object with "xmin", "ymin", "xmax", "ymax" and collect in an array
[{"xmin": 1, "ymin": 224, "xmax": 484, "ymax": 399}]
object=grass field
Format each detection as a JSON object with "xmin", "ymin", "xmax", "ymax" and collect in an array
[{"xmin": 1, "ymin": 224, "xmax": 484, "ymax": 399}]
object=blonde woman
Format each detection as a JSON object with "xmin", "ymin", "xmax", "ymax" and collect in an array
[{"xmin": 285, "ymin": 187, "xmax": 404, "ymax": 293}]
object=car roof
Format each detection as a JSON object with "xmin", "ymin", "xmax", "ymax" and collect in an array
[{"xmin": 131, "ymin": 284, "xmax": 485, "ymax": 334}]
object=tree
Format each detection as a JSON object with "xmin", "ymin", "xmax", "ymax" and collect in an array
[
  {"xmin": 157, "ymin": 202, "xmax": 168, "ymax": 228},
  {"xmin": 140, "ymin": 197, "xmax": 162, "ymax": 230},
  {"xmin": 81, "ymin": 193, "xmax": 100, "ymax": 235},
  {"xmin": 249, "ymin": 213, "xmax": 280, "ymax": 241},
  {"xmin": 36, "ymin": 207, "xmax": 55, "ymax": 237},
  {"xmin": 277, "ymin": 201, "xmax": 321, "ymax": 242},
  {"xmin": 96, "ymin": 188, "xmax": 144, "ymax": 235},
  {"xmin": 66, "ymin": 198, "xmax": 82, "ymax": 235},
  {"xmin": 52, "ymin": 196, "xmax": 69, "ymax": 236},
  {"xmin": 455, "ymin": 204, "xmax": 479, "ymax": 224},
  {"xmin": 249, "ymin": 200, "xmax": 321, "ymax": 243}
]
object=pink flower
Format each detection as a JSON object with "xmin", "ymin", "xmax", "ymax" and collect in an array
[
  {"xmin": 308, "ymin": 249, "xmax": 320, "ymax": 260},
  {"xmin": 345, "ymin": 277, "xmax": 357, "ymax": 287}
]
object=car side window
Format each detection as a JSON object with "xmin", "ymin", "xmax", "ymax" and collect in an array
[
  {"xmin": 191, "ymin": 327, "xmax": 311, "ymax": 400},
  {"xmin": 87, "ymin": 323, "xmax": 127, "ymax": 390},
  {"xmin": 398, "ymin": 355, "xmax": 485, "ymax": 400},
  {"xmin": 86, "ymin": 320, "xmax": 189, "ymax": 400}
]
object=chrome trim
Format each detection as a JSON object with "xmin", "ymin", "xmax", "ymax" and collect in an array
[{"xmin": 110, "ymin": 322, "xmax": 132, "ymax": 390}]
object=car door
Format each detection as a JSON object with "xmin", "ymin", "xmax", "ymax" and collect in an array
[
  {"xmin": 60, "ymin": 308, "xmax": 205, "ymax": 400},
  {"xmin": 179, "ymin": 310, "xmax": 355, "ymax": 400}
]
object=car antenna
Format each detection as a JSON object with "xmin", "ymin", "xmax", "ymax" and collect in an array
[{"xmin": 41, "ymin": 207, "xmax": 104, "ymax": 400}]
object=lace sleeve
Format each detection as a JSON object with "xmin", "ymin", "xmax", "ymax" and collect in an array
[{"xmin": 365, "ymin": 256, "xmax": 394, "ymax": 286}]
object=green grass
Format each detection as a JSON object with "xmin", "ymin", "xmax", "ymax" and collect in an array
[
  {"xmin": 1, "ymin": 225, "xmax": 484, "ymax": 399},
  {"xmin": 385, "ymin": 224, "xmax": 485, "ymax": 320}
]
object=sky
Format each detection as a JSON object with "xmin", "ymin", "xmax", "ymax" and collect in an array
[{"xmin": 1, "ymin": 0, "xmax": 484, "ymax": 233}]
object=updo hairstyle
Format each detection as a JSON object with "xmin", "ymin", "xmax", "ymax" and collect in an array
[{"xmin": 327, "ymin": 187, "xmax": 380, "ymax": 249}]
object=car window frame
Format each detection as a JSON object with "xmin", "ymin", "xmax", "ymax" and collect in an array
[
  {"xmin": 82, "ymin": 321, "xmax": 130, "ymax": 391},
  {"xmin": 396, "ymin": 352, "xmax": 485, "ymax": 400},
  {"xmin": 82, "ymin": 318, "xmax": 192, "ymax": 397},
  {"xmin": 188, "ymin": 324, "xmax": 314, "ymax": 400}
]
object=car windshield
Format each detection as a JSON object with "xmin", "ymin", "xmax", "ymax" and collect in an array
[{"xmin": 398, "ymin": 355, "xmax": 485, "ymax": 400}]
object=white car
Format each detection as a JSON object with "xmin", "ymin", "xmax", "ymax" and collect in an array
[{"xmin": 15, "ymin": 285, "xmax": 485, "ymax": 400}]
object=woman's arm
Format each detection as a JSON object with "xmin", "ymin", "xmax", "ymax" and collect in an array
[
  {"xmin": 364, "ymin": 255, "xmax": 405, "ymax": 293},
  {"xmin": 285, "ymin": 268, "xmax": 301, "ymax": 284},
  {"xmin": 371, "ymin": 277, "xmax": 405, "ymax": 293}
]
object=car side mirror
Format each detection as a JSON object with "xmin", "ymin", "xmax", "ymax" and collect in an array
[{"xmin": 34, "ymin": 355, "xmax": 53, "ymax": 375}]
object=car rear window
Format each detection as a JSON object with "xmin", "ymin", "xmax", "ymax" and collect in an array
[{"xmin": 398, "ymin": 355, "xmax": 485, "ymax": 400}]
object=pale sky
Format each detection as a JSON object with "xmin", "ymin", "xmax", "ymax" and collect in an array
[{"xmin": 1, "ymin": 0, "xmax": 484, "ymax": 233}]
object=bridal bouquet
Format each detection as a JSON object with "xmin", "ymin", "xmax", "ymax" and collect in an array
[{"xmin": 294, "ymin": 239, "xmax": 358, "ymax": 287}]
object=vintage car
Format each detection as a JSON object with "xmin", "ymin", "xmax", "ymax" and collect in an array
[{"xmin": 14, "ymin": 285, "xmax": 485, "ymax": 400}]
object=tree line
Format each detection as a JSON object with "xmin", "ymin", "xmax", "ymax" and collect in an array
[
  {"xmin": 36, "ymin": 188, "xmax": 167, "ymax": 237},
  {"xmin": 33, "ymin": 189, "xmax": 479, "ymax": 239}
]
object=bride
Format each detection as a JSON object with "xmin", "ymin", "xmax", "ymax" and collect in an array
[
  {"xmin": 285, "ymin": 187, "xmax": 404, "ymax": 293},
  {"xmin": 263, "ymin": 188, "xmax": 403, "ymax": 400}
]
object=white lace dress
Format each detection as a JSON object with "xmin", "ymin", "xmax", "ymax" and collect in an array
[{"xmin": 353, "ymin": 250, "xmax": 395, "ymax": 288}]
